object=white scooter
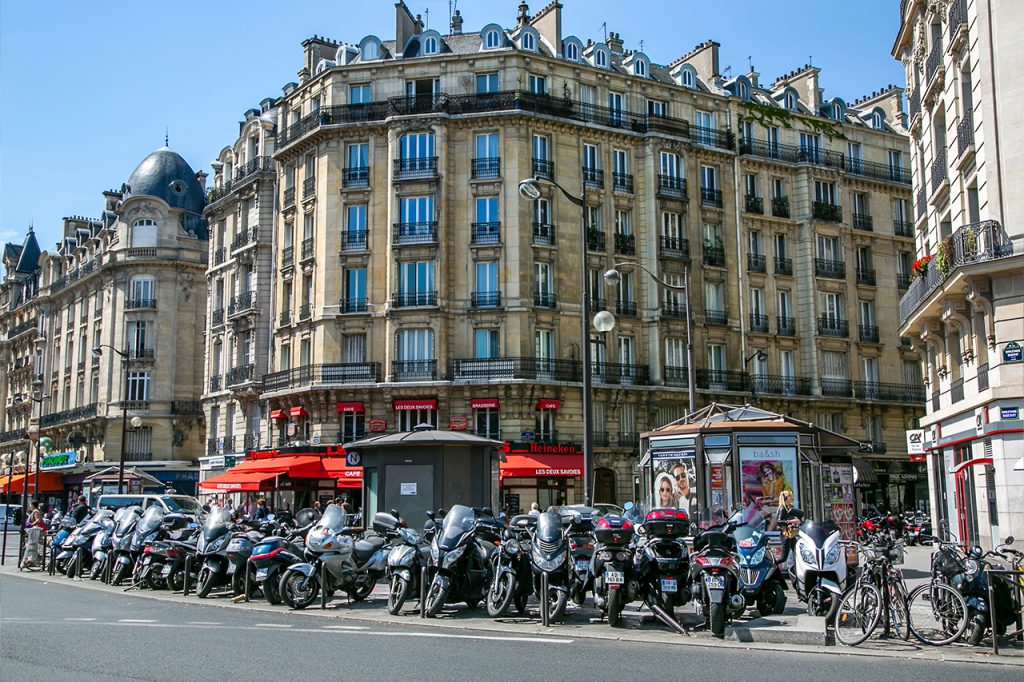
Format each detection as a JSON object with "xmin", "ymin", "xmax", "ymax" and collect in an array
[{"xmin": 791, "ymin": 519, "xmax": 848, "ymax": 618}]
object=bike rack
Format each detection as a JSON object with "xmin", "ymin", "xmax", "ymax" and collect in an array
[
  {"xmin": 419, "ymin": 566, "xmax": 428, "ymax": 619},
  {"xmin": 182, "ymin": 555, "xmax": 192, "ymax": 597},
  {"xmin": 321, "ymin": 562, "xmax": 328, "ymax": 610},
  {"xmin": 985, "ymin": 566, "xmax": 1024, "ymax": 655},
  {"xmin": 540, "ymin": 573, "xmax": 550, "ymax": 627}
]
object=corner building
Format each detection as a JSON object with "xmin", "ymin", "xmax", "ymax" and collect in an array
[
  {"xmin": 261, "ymin": 1, "xmax": 924, "ymax": 511},
  {"xmin": 893, "ymin": 0, "xmax": 1024, "ymax": 548}
]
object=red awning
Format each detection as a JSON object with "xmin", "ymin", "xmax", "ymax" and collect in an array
[
  {"xmin": 537, "ymin": 399, "xmax": 561, "ymax": 410},
  {"xmin": 499, "ymin": 454, "xmax": 583, "ymax": 478},
  {"xmin": 199, "ymin": 470, "xmax": 278, "ymax": 492},
  {"xmin": 337, "ymin": 402, "xmax": 365, "ymax": 413},
  {"xmin": 470, "ymin": 398, "xmax": 500, "ymax": 409},
  {"xmin": 321, "ymin": 458, "xmax": 364, "ymax": 490},
  {"xmin": 394, "ymin": 399, "xmax": 438, "ymax": 411},
  {"xmin": 269, "ymin": 409, "xmax": 288, "ymax": 420},
  {"xmin": 289, "ymin": 406, "xmax": 308, "ymax": 418},
  {"xmin": 0, "ymin": 472, "xmax": 63, "ymax": 493}
]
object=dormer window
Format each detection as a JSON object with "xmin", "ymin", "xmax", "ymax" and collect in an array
[
  {"xmin": 785, "ymin": 91, "xmax": 798, "ymax": 111},
  {"xmin": 680, "ymin": 68, "xmax": 695, "ymax": 88},
  {"xmin": 423, "ymin": 36, "xmax": 438, "ymax": 55},
  {"xmin": 520, "ymin": 31, "xmax": 536, "ymax": 51},
  {"xmin": 484, "ymin": 29, "xmax": 501, "ymax": 49},
  {"xmin": 565, "ymin": 42, "xmax": 579, "ymax": 61},
  {"xmin": 634, "ymin": 59, "xmax": 647, "ymax": 77},
  {"xmin": 595, "ymin": 50, "xmax": 607, "ymax": 68}
]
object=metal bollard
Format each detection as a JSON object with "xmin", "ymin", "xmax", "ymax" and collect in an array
[
  {"xmin": 321, "ymin": 561, "xmax": 328, "ymax": 610},
  {"xmin": 183, "ymin": 555, "xmax": 192, "ymax": 597},
  {"xmin": 420, "ymin": 565, "xmax": 428, "ymax": 619},
  {"xmin": 541, "ymin": 572, "xmax": 550, "ymax": 627}
]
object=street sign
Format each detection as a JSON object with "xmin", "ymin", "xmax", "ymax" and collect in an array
[{"xmin": 1004, "ymin": 341, "xmax": 1022, "ymax": 363}]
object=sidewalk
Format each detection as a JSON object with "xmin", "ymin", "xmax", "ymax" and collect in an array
[{"xmin": 2, "ymin": 545, "xmax": 1021, "ymax": 665}]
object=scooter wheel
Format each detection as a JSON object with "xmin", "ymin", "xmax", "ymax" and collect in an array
[{"xmin": 607, "ymin": 588, "xmax": 624, "ymax": 627}]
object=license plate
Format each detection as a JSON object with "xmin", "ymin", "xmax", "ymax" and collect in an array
[
  {"xmin": 661, "ymin": 578, "xmax": 678, "ymax": 593},
  {"xmin": 606, "ymin": 570, "xmax": 624, "ymax": 585},
  {"xmin": 705, "ymin": 575, "xmax": 726, "ymax": 590},
  {"xmin": 575, "ymin": 560, "xmax": 589, "ymax": 572},
  {"xmin": 255, "ymin": 568, "xmax": 268, "ymax": 580}
]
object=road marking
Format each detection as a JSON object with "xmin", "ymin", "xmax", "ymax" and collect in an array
[
  {"xmin": 118, "ymin": 619, "xmax": 157, "ymax": 623},
  {"xmin": 255, "ymin": 623, "xmax": 294, "ymax": 628},
  {"xmin": 322, "ymin": 625, "xmax": 371, "ymax": 630},
  {"xmin": 65, "ymin": 617, "xmax": 97, "ymax": 621}
]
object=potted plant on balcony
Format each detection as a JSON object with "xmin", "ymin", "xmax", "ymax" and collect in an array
[{"xmin": 910, "ymin": 254, "xmax": 932, "ymax": 282}]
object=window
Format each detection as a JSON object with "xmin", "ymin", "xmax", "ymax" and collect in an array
[
  {"xmin": 131, "ymin": 219, "xmax": 157, "ymax": 248},
  {"xmin": 126, "ymin": 371, "xmax": 150, "ymax": 401},
  {"xmin": 349, "ymin": 84, "xmax": 371, "ymax": 104},
  {"xmin": 422, "ymin": 36, "xmax": 438, "ymax": 55},
  {"xmin": 565, "ymin": 42, "xmax": 579, "ymax": 61},
  {"xmin": 476, "ymin": 73, "xmax": 499, "ymax": 93},
  {"xmin": 484, "ymin": 29, "xmax": 501, "ymax": 49},
  {"xmin": 474, "ymin": 329, "xmax": 500, "ymax": 359},
  {"xmin": 528, "ymin": 73, "xmax": 547, "ymax": 95},
  {"xmin": 520, "ymin": 31, "xmax": 536, "ymax": 51}
]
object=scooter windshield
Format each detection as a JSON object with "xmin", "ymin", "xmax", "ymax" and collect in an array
[
  {"xmin": 535, "ymin": 511, "xmax": 562, "ymax": 543},
  {"xmin": 318, "ymin": 504, "xmax": 349, "ymax": 532},
  {"xmin": 137, "ymin": 506, "xmax": 165, "ymax": 535},
  {"xmin": 439, "ymin": 505, "xmax": 475, "ymax": 548},
  {"xmin": 202, "ymin": 507, "xmax": 233, "ymax": 540}
]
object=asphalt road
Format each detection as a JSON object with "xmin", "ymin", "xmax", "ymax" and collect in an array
[{"xmin": 1, "ymin": 575, "xmax": 1012, "ymax": 682}]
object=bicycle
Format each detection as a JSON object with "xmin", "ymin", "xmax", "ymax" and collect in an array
[
  {"xmin": 833, "ymin": 540, "xmax": 910, "ymax": 646},
  {"xmin": 904, "ymin": 540, "xmax": 969, "ymax": 645}
]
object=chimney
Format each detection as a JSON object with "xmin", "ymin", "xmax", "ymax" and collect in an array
[
  {"xmin": 606, "ymin": 31, "xmax": 623, "ymax": 54},
  {"xmin": 517, "ymin": 2, "xmax": 530, "ymax": 28},
  {"xmin": 451, "ymin": 9, "xmax": 463, "ymax": 34}
]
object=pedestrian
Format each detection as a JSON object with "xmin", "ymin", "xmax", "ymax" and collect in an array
[
  {"xmin": 253, "ymin": 497, "xmax": 270, "ymax": 521},
  {"xmin": 72, "ymin": 495, "xmax": 90, "ymax": 523},
  {"xmin": 772, "ymin": 491, "xmax": 804, "ymax": 568},
  {"xmin": 528, "ymin": 502, "xmax": 540, "ymax": 517}
]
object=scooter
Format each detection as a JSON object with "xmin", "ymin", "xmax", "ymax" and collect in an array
[{"xmin": 792, "ymin": 518, "xmax": 848, "ymax": 618}]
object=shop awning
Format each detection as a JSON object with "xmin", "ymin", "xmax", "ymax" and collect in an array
[
  {"xmin": 289, "ymin": 406, "xmax": 308, "ymax": 418},
  {"xmin": 198, "ymin": 470, "xmax": 278, "ymax": 492},
  {"xmin": 0, "ymin": 472, "xmax": 64, "ymax": 493},
  {"xmin": 321, "ymin": 458, "xmax": 364, "ymax": 489},
  {"xmin": 537, "ymin": 399, "xmax": 561, "ymax": 410},
  {"xmin": 270, "ymin": 409, "xmax": 288, "ymax": 420},
  {"xmin": 470, "ymin": 398, "xmax": 499, "ymax": 409},
  {"xmin": 394, "ymin": 399, "xmax": 438, "ymax": 410},
  {"xmin": 852, "ymin": 458, "xmax": 877, "ymax": 487},
  {"xmin": 500, "ymin": 454, "xmax": 583, "ymax": 478},
  {"xmin": 337, "ymin": 402, "xmax": 365, "ymax": 413}
]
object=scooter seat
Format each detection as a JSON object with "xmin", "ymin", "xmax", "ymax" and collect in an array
[{"xmin": 353, "ymin": 535, "xmax": 386, "ymax": 563}]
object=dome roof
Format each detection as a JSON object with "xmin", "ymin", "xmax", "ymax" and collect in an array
[{"xmin": 124, "ymin": 146, "xmax": 208, "ymax": 239}]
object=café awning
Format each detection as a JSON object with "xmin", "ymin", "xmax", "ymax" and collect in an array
[
  {"xmin": 198, "ymin": 470, "xmax": 278, "ymax": 492},
  {"xmin": 499, "ymin": 454, "xmax": 583, "ymax": 478}
]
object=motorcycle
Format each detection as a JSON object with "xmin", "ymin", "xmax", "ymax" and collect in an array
[
  {"xmin": 591, "ymin": 514, "xmax": 635, "ymax": 627},
  {"xmin": 486, "ymin": 514, "xmax": 535, "ymax": 618},
  {"xmin": 792, "ymin": 518, "xmax": 848, "ymax": 618},
  {"xmin": 382, "ymin": 511, "xmax": 434, "ymax": 615},
  {"xmin": 731, "ymin": 506, "xmax": 787, "ymax": 617},
  {"xmin": 424, "ymin": 505, "xmax": 500, "ymax": 618},
  {"xmin": 690, "ymin": 508, "xmax": 745, "ymax": 638},
  {"xmin": 195, "ymin": 507, "xmax": 235, "ymax": 597},
  {"xmin": 109, "ymin": 506, "xmax": 144, "ymax": 585},
  {"xmin": 279, "ymin": 504, "xmax": 388, "ymax": 609},
  {"xmin": 635, "ymin": 507, "xmax": 692, "ymax": 621}
]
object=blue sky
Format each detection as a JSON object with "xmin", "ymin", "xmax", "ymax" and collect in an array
[{"xmin": 0, "ymin": 0, "xmax": 905, "ymax": 251}]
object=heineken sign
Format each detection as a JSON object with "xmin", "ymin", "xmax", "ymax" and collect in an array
[{"xmin": 40, "ymin": 450, "xmax": 78, "ymax": 471}]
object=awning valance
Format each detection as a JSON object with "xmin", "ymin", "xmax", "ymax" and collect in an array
[
  {"xmin": 198, "ymin": 470, "xmax": 278, "ymax": 492},
  {"xmin": 500, "ymin": 454, "xmax": 583, "ymax": 478}
]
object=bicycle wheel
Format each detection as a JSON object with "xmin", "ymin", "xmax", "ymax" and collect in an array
[
  {"xmin": 834, "ymin": 582, "xmax": 882, "ymax": 646},
  {"xmin": 907, "ymin": 581, "xmax": 968, "ymax": 646}
]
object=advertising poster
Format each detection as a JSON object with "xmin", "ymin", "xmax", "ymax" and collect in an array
[
  {"xmin": 651, "ymin": 452, "xmax": 697, "ymax": 515},
  {"xmin": 738, "ymin": 446, "xmax": 797, "ymax": 515}
]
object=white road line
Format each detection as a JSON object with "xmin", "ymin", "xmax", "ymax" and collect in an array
[
  {"xmin": 64, "ymin": 617, "xmax": 97, "ymax": 621},
  {"xmin": 254, "ymin": 623, "xmax": 294, "ymax": 628},
  {"xmin": 322, "ymin": 625, "xmax": 371, "ymax": 630},
  {"xmin": 118, "ymin": 619, "xmax": 157, "ymax": 623}
]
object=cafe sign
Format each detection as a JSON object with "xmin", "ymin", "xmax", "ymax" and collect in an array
[{"xmin": 40, "ymin": 450, "xmax": 78, "ymax": 471}]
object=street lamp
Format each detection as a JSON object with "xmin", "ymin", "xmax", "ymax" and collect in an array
[
  {"xmin": 604, "ymin": 262, "xmax": 696, "ymax": 414},
  {"xmin": 518, "ymin": 174, "xmax": 596, "ymax": 506},
  {"xmin": 92, "ymin": 345, "xmax": 132, "ymax": 494}
]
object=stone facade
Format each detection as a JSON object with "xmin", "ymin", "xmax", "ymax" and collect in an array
[{"xmin": 894, "ymin": 0, "xmax": 1024, "ymax": 547}]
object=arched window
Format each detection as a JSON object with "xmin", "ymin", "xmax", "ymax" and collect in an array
[
  {"xmin": 595, "ymin": 50, "xmax": 607, "ymax": 68},
  {"xmin": 423, "ymin": 36, "xmax": 438, "ymax": 55},
  {"xmin": 131, "ymin": 219, "xmax": 157, "ymax": 248},
  {"xmin": 680, "ymin": 68, "xmax": 695, "ymax": 88},
  {"xmin": 635, "ymin": 60, "xmax": 647, "ymax": 77},
  {"xmin": 565, "ymin": 42, "xmax": 579, "ymax": 61},
  {"xmin": 485, "ymin": 29, "xmax": 501, "ymax": 49},
  {"xmin": 521, "ymin": 31, "xmax": 535, "ymax": 51}
]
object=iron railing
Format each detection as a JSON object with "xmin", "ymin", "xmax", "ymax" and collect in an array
[{"xmin": 262, "ymin": 363, "xmax": 382, "ymax": 391}]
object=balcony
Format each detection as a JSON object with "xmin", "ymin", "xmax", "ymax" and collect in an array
[
  {"xmin": 899, "ymin": 221, "xmax": 1015, "ymax": 325},
  {"xmin": 391, "ymin": 291, "xmax": 438, "ymax": 308},
  {"xmin": 451, "ymin": 357, "xmax": 581, "ymax": 383},
  {"xmin": 747, "ymin": 253, "xmax": 766, "ymax": 273},
  {"xmin": 467, "ymin": 221, "xmax": 500, "ymax": 245},
  {"xmin": 283, "ymin": 186, "xmax": 295, "ymax": 208},
  {"xmin": 612, "ymin": 172, "xmax": 634, "ymax": 193},
  {"xmin": 697, "ymin": 369, "xmax": 748, "ymax": 392},
  {"xmin": 592, "ymin": 362, "xmax": 651, "ymax": 386},
  {"xmin": 343, "ymin": 166, "xmax": 369, "ymax": 188},
  {"xmin": 394, "ymin": 157, "xmax": 438, "ymax": 180},
  {"xmin": 845, "ymin": 159, "xmax": 912, "ymax": 185},
  {"xmin": 659, "ymin": 236, "xmax": 689, "ymax": 259},
  {"xmin": 300, "ymin": 237, "xmax": 315, "ymax": 262},
  {"xmin": 340, "ymin": 230, "xmax": 368, "ymax": 251},
  {"xmin": 700, "ymin": 187, "xmax": 723, "ymax": 209},
  {"xmin": 772, "ymin": 197, "xmax": 791, "ymax": 218},
  {"xmin": 817, "ymin": 316, "xmax": 849, "ymax": 338},
  {"xmin": 341, "ymin": 297, "xmax": 368, "ymax": 313},
  {"xmin": 703, "ymin": 245, "xmax": 725, "ymax": 267},
  {"xmin": 821, "ymin": 379, "xmax": 853, "ymax": 398},
  {"xmin": 691, "ymin": 125, "xmax": 735, "ymax": 151},
  {"xmin": 853, "ymin": 381, "xmax": 926, "ymax": 403},
  {"xmin": 853, "ymin": 213, "xmax": 874, "ymax": 231},
  {"xmin": 615, "ymin": 300, "xmax": 637, "ymax": 317},
  {"xmin": 774, "ymin": 256, "xmax": 793, "ymax": 276},
  {"xmin": 752, "ymin": 375, "xmax": 813, "ymax": 396},
  {"xmin": 706, "ymin": 309, "xmax": 728, "ymax": 326},
  {"xmin": 302, "ymin": 175, "xmax": 316, "ymax": 198},
  {"xmin": 471, "ymin": 157, "xmax": 501, "ymax": 179},
  {"xmin": 812, "ymin": 202, "xmax": 843, "ymax": 222},
  {"xmin": 815, "ymin": 258, "xmax": 846, "ymax": 279},
  {"xmin": 858, "ymin": 325, "xmax": 880, "ymax": 343},
  {"xmin": 614, "ymin": 233, "xmax": 635, "ymax": 255},
  {"xmin": 930, "ymin": 149, "xmax": 948, "ymax": 197},
  {"xmin": 777, "ymin": 316, "xmax": 796, "ymax": 336},
  {"xmin": 586, "ymin": 229, "xmax": 606, "ymax": 252},
  {"xmin": 857, "ymin": 268, "xmax": 876, "ymax": 286},
  {"xmin": 661, "ymin": 301, "xmax": 688, "ymax": 319},
  {"xmin": 749, "ymin": 313, "xmax": 769, "ymax": 333},
  {"xmin": 532, "ymin": 158, "xmax": 554, "ymax": 180},
  {"xmin": 393, "ymin": 221, "xmax": 438, "ymax": 245},
  {"xmin": 263, "ymin": 363, "xmax": 382, "ymax": 391},
  {"xmin": 281, "ymin": 245, "xmax": 294, "ymax": 268},
  {"xmin": 534, "ymin": 292, "xmax": 557, "ymax": 309},
  {"xmin": 228, "ymin": 291, "xmax": 256, "ymax": 316},
  {"xmin": 532, "ymin": 222, "xmax": 555, "ymax": 246},
  {"xmin": 231, "ymin": 227, "xmax": 259, "ymax": 251},
  {"xmin": 894, "ymin": 220, "xmax": 914, "ymax": 238},
  {"xmin": 583, "ymin": 167, "xmax": 604, "ymax": 189},
  {"xmin": 391, "ymin": 360, "xmax": 438, "ymax": 382},
  {"xmin": 226, "ymin": 364, "xmax": 255, "ymax": 386},
  {"xmin": 957, "ymin": 111, "xmax": 974, "ymax": 159},
  {"xmin": 471, "ymin": 291, "xmax": 502, "ymax": 308},
  {"xmin": 744, "ymin": 195, "xmax": 763, "ymax": 214},
  {"xmin": 39, "ymin": 403, "xmax": 98, "ymax": 428},
  {"xmin": 656, "ymin": 175, "xmax": 687, "ymax": 200}
]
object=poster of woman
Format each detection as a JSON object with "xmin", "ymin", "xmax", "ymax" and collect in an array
[
  {"xmin": 651, "ymin": 455, "xmax": 697, "ymax": 515},
  {"xmin": 738, "ymin": 447, "xmax": 797, "ymax": 516}
]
